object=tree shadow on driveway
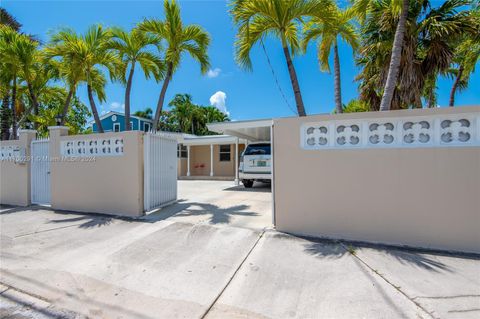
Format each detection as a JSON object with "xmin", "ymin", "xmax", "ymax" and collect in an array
[
  {"xmin": 142, "ymin": 200, "xmax": 259, "ymax": 225},
  {"xmin": 302, "ymin": 236, "xmax": 456, "ymax": 272},
  {"xmin": 48, "ymin": 214, "xmax": 113, "ymax": 229}
]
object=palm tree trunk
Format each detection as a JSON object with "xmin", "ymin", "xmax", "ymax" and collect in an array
[
  {"xmin": 333, "ymin": 42, "xmax": 343, "ymax": 114},
  {"xmin": 11, "ymin": 74, "xmax": 17, "ymax": 139},
  {"xmin": 282, "ymin": 43, "xmax": 306, "ymax": 117},
  {"xmin": 1, "ymin": 84, "xmax": 11, "ymax": 140},
  {"xmin": 125, "ymin": 62, "xmax": 135, "ymax": 131},
  {"xmin": 154, "ymin": 62, "xmax": 173, "ymax": 129},
  {"xmin": 87, "ymin": 83, "xmax": 104, "ymax": 133},
  {"xmin": 26, "ymin": 81, "xmax": 39, "ymax": 117},
  {"xmin": 379, "ymin": 0, "xmax": 409, "ymax": 111},
  {"xmin": 449, "ymin": 65, "xmax": 463, "ymax": 107},
  {"xmin": 60, "ymin": 88, "xmax": 74, "ymax": 126}
]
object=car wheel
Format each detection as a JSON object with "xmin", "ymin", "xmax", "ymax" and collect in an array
[{"xmin": 242, "ymin": 180, "xmax": 254, "ymax": 188}]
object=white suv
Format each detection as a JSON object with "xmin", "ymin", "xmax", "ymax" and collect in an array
[{"xmin": 239, "ymin": 142, "xmax": 271, "ymax": 188}]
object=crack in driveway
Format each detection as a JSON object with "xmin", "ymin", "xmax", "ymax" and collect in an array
[{"xmin": 199, "ymin": 228, "xmax": 266, "ymax": 319}]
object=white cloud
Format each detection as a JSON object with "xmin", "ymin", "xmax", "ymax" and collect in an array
[
  {"xmin": 110, "ymin": 102, "xmax": 125, "ymax": 111},
  {"xmin": 209, "ymin": 91, "xmax": 229, "ymax": 115},
  {"xmin": 207, "ymin": 68, "xmax": 221, "ymax": 78}
]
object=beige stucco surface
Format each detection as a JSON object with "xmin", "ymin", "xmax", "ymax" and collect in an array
[
  {"xmin": 0, "ymin": 131, "xmax": 36, "ymax": 206},
  {"xmin": 177, "ymin": 158, "xmax": 187, "ymax": 177},
  {"xmin": 49, "ymin": 129, "xmax": 144, "ymax": 217},
  {"xmin": 273, "ymin": 106, "xmax": 480, "ymax": 253},
  {"xmin": 186, "ymin": 144, "xmax": 245, "ymax": 177}
]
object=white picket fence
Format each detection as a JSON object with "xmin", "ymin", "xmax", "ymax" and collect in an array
[
  {"xmin": 144, "ymin": 132, "xmax": 178, "ymax": 212},
  {"xmin": 31, "ymin": 138, "xmax": 50, "ymax": 205}
]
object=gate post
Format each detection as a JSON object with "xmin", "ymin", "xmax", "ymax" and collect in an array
[
  {"xmin": 48, "ymin": 126, "xmax": 68, "ymax": 209},
  {"xmin": 20, "ymin": 130, "xmax": 37, "ymax": 206}
]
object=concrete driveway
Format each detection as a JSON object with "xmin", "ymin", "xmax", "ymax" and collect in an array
[
  {"xmin": 144, "ymin": 180, "xmax": 273, "ymax": 230},
  {"xmin": 1, "ymin": 181, "xmax": 479, "ymax": 319}
]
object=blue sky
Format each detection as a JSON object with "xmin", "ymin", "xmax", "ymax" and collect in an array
[{"xmin": 3, "ymin": 0, "xmax": 479, "ymax": 121}]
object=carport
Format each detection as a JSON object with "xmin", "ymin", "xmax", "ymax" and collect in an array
[{"xmin": 207, "ymin": 119, "xmax": 275, "ymax": 224}]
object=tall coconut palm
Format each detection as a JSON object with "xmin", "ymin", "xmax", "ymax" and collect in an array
[
  {"xmin": 353, "ymin": 0, "xmax": 410, "ymax": 111},
  {"xmin": 303, "ymin": 6, "xmax": 358, "ymax": 113},
  {"xmin": 109, "ymin": 27, "xmax": 164, "ymax": 130},
  {"xmin": 379, "ymin": 0, "xmax": 410, "ymax": 111},
  {"xmin": 356, "ymin": 0, "xmax": 475, "ymax": 110},
  {"xmin": 138, "ymin": 0, "xmax": 210, "ymax": 129},
  {"xmin": 231, "ymin": 0, "xmax": 332, "ymax": 117}
]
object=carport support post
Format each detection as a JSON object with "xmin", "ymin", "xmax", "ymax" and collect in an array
[
  {"xmin": 187, "ymin": 145, "xmax": 191, "ymax": 177},
  {"xmin": 210, "ymin": 144, "xmax": 214, "ymax": 177},
  {"xmin": 235, "ymin": 138, "xmax": 239, "ymax": 185}
]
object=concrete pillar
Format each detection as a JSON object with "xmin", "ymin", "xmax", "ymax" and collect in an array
[
  {"xmin": 48, "ymin": 126, "xmax": 69, "ymax": 159},
  {"xmin": 235, "ymin": 138, "xmax": 239, "ymax": 185},
  {"xmin": 210, "ymin": 144, "xmax": 214, "ymax": 177},
  {"xmin": 19, "ymin": 130, "xmax": 37, "ymax": 206},
  {"xmin": 48, "ymin": 126, "xmax": 68, "ymax": 209},
  {"xmin": 187, "ymin": 145, "xmax": 191, "ymax": 177}
]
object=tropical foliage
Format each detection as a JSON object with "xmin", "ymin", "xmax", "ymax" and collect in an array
[
  {"xmin": 109, "ymin": 27, "xmax": 164, "ymax": 130},
  {"xmin": 138, "ymin": 0, "xmax": 210, "ymax": 128},
  {"xmin": 302, "ymin": 4, "xmax": 358, "ymax": 113},
  {"xmin": 355, "ymin": 0, "xmax": 479, "ymax": 110},
  {"xmin": 230, "ymin": 0, "xmax": 333, "ymax": 116},
  {"xmin": 157, "ymin": 94, "xmax": 229, "ymax": 135},
  {"xmin": 1, "ymin": 1, "xmax": 479, "ymax": 141}
]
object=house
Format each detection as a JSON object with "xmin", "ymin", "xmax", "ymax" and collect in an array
[
  {"xmin": 92, "ymin": 111, "xmax": 154, "ymax": 133},
  {"xmin": 176, "ymin": 134, "xmax": 247, "ymax": 183},
  {"xmin": 91, "ymin": 111, "xmax": 248, "ymax": 182}
]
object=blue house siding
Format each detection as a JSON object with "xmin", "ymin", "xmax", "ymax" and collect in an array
[{"xmin": 92, "ymin": 112, "xmax": 153, "ymax": 133}]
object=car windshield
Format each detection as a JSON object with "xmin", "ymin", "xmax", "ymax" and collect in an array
[{"xmin": 244, "ymin": 143, "xmax": 271, "ymax": 155}]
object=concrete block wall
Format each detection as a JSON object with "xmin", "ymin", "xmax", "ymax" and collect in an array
[
  {"xmin": 0, "ymin": 130, "xmax": 37, "ymax": 206},
  {"xmin": 273, "ymin": 106, "xmax": 480, "ymax": 253}
]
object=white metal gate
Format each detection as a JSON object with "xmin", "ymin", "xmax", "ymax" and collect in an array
[
  {"xmin": 31, "ymin": 138, "xmax": 51, "ymax": 205},
  {"xmin": 144, "ymin": 133, "xmax": 178, "ymax": 211}
]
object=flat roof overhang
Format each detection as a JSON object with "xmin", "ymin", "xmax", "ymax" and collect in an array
[
  {"xmin": 182, "ymin": 135, "xmax": 247, "ymax": 146},
  {"xmin": 207, "ymin": 119, "xmax": 273, "ymax": 142}
]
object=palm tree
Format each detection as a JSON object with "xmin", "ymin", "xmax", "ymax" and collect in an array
[
  {"xmin": 134, "ymin": 107, "xmax": 153, "ymax": 119},
  {"xmin": 109, "ymin": 27, "xmax": 164, "ymax": 130},
  {"xmin": 448, "ymin": 7, "xmax": 480, "ymax": 106},
  {"xmin": 138, "ymin": 0, "xmax": 210, "ymax": 129},
  {"xmin": 378, "ymin": 0, "xmax": 410, "ymax": 111},
  {"xmin": 356, "ymin": 0, "xmax": 476, "ymax": 110},
  {"xmin": 44, "ymin": 29, "xmax": 87, "ymax": 125},
  {"xmin": 0, "ymin": 28, "xmax": 41, "ymax": 124},
  {"xmin": 47, "ymin": 25, "xmax": 117, "ymax": 133},
  {"xmin": 0, "ymin": 26, "xmax": 26, "ymax": 136},
  {"xmin": 303, "ymin": 6, "xmax": 358, "ymax": 113},
  {"xmin": 353, "ymin": 0, "xmax": 410, "ymax": 111},
  {"xmin": 231, "ymin": 0, "xmax": 332, "ymax": 117},
  {"xmin": 168, "ymin": 94, "xmax": 197, "ymax": 133},
  {"xmin": 0, "ymin": 8, "xmax": 21, "ymax": 31}
]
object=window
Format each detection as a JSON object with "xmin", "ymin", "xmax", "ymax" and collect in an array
[
  {"xmin": 219, "ymin": 145, "xmax": 231, "ymax": 162},
  {"xmin": 144, "ymin": 122, "xmax": 151, "ymax": 132},
  {"xmin": 244, "ymin": 143, "xmax": 271, "ymax": 155},
  {"xmin": 113, "ymin": 123, "xmax": 120, "ymax": 132},
  {"xmin": 130, "ymin": 121, "xmax": 134, "ymax": 130},
  {"xmin": 177, "ymin": 144, "xmax": 187, "ymax": 158}
]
